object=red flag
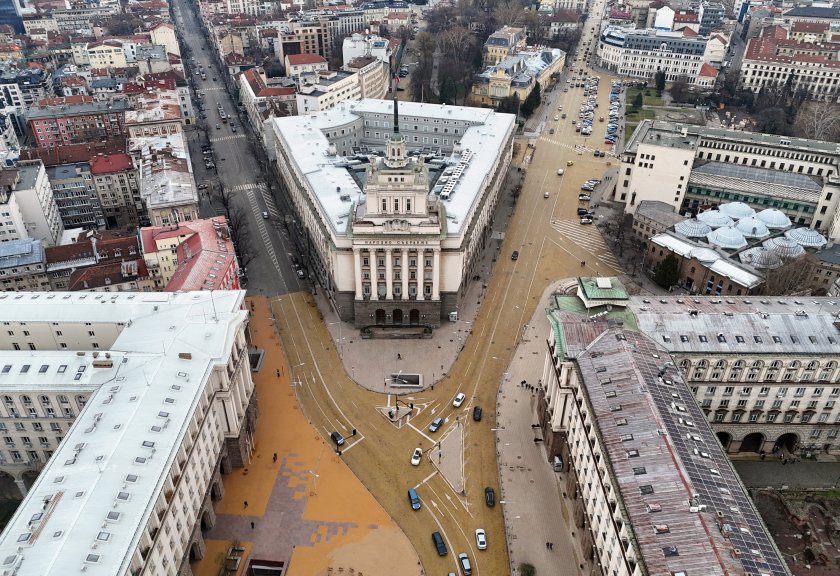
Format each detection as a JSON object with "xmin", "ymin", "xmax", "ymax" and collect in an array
[{"xmin": 394, "ymin": 74, "xmax": 400, "ymax": 84}]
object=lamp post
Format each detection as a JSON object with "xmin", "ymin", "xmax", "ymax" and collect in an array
[{"xmin": 307, "ymin": 469, "xmax": 320, "ymax": 494}]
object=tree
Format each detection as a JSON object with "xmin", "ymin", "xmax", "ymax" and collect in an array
[
  {"xmin": 655, "ymin": 70, "xmax": 666, "ymax": 96},
  {"xmin": 104, "ymin": 14, "xmax": 143, "ymax": 35},
  {"xmin": 409, "ymin": 59, "xmax": 432, "ymax": 102},
  {"xmin": 761, "ymin": 255, "xmax": 818, "ymax": 296},
  {"xmin": 794, "ymin": 100, "xmax": 840, "ymax": 141},
  {"xmin": 438, "ymin": 64, "xmax": 458, "ymax": 104},
  {"xmin": 329, "ymin": 34, "xmax": 349, "ymax": 70},
  {"xmin": 669, "ymin": 79, "xmax": 690, "ymax": 103},
  {"xmin": 631, "ymin": 91, "xmax": 643, "ymax": 110},
  {"xmin": 653, "ymin": 253, "xmax": 679, "ymax": 289},
  {"xmin": 519, "ymin": 563, "xmax": 536, "ymax": 576},
  {"xmin": 492, "ymin": 0, "xmax": 526, "ymax": 27},
  {"xmin": 755, "ymin": 107, "xmax": 790, "ymax": 135},
  {"xmin": 228, "ymin": 205, "xmax": 257, "ymax": 269},
  {"xmin": 520, "ymin": 81, "xmax": 541, "ymax": 117}
]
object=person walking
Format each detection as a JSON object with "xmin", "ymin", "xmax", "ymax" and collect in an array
[
  {"xmin": 250, "ymin": 521, "xmax": 255, "ymax": 529},
  {"xmin": 244, "ymin": 500, "xmax": 248, "ymax": 509}
]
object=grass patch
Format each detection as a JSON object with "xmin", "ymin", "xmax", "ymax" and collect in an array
[{"xmin": 626, "ymin": 86, "xmax": 664, "ymax": 108}]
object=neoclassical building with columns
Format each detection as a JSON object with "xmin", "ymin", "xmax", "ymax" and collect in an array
[{"xmin": 268, "ymin": 99, "xmax": 515, "ymax": 329}]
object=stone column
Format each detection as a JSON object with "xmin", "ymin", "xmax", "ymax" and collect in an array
[
  {"xmin": 353, "ymin": 248, "xmax": 363, "ymax": 300},
  {"xmin": 14, "ymin": 478, "xmax": 27, "ymax": 498},
  {"xmin": 385, "ymin": 248, "xmax": 393, "ymax": 300},
  {"xmin": 401, "ymin": 249, "xmax": 409, "ymax": 300},
  {"xmin": 369, "ymin": 248, "xmax": 378, "ymax": 300},
  {"xmin": 432, "ymin": 247, "xmax": 441, "ymax": 301},
  {"xmin": 416, "ymin": 249, "xmax": 425, "ymax": 301}
]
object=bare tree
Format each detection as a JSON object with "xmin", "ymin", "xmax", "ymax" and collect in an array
[
  {"xmin": 760, "ymin": 254, "xmax": 818, "ymax": 296},
  {"xmin": 228, "ymin": 205, "xmax": 257, "ymax": 269},
  {"xmin": 213, "ymin": 184, "xmax": 235, "ymax": 217},
  {"xmin": 794, "ymin": 100, "xmax": 840, "ymax": 142},
  {"xmin": 492, "ymin": 0, "xmax": 527, "ymax": 27}
]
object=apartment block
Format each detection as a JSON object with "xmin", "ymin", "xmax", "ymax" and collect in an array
[
  {"xmin": 0, "ymin": 238, "xmax": 48, "ymax": 292},
  {"xmin": 27, "ymin": 96, "xmax": 129, "ymax": 148},
  {"xmin": 89, "ymin": 153, "xmax": 142, "ymax": 230},
  {"xmin": 45, "ymin": 162, "xmax": 103, "ymax": 230}
]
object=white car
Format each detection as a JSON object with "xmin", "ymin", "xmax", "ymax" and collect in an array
[
  {"xmin": 411, "ymin": 447, "xmax": 422, "ymax": 466},
  {"xmin": 475, "ymin": 528, "xmax": 487, "ymax": 550},
  {"xmin": 557, "ymin": 168, "xmax": 564, "ymax": 176},
  {"xmin": 453, "ymin": 392, "xmax": 466, "ymax": 407}
]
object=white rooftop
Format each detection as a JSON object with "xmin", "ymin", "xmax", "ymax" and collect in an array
[
  {"xmin": 0, "ymin": 291, "xmax": 247, "ymax": 576},
  {"xmin": 270, "ymin": 99, "xmax": 515, "ymax": 236}
]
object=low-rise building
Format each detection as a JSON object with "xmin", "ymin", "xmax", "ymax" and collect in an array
[
  {"xmin": 483, "ymin": 25, "xmax": 527, "ymax": 66},
  {"xmin": 630, "ymin": 199, "xmax": 684, "ymax": 245},
  {"xmin": 342, "ymin": 33, "xmax": 393, "ymax": 68},
  {"xmin": 296, "ymin": 70, "xmax": 361, "ymax": 115},
  {"xmin": 141, "ymin": 218, "xmax": 240, "ymax": 291},
  {"xmin": 125, "ymin": 88, "xmax": 184, "ymax": 138},
  {"xmin": 597, "ymin": 26, "xmax": 709, "ymax": 84},
  {"xmin": 45, "ymin": 230, "xmax": 142, "ymax": 290},
  {"xmin": 471, "ymin": 48, "xmax": 565, "ymax": 108},
  {"xmin": 284, "ymin": 52, "xmax": 328, "ymax": 78},
  {"xmin": 0, "ymin": 291, "xmax": 254, "ymax": 576},
  {"xmin": 136, "ymin": 138, "xmax": 198, "ymax": 228},
  {"xmin": 0, "ymin": 238, "xmax": 48, "ymax": 291},
  {"xmin": 238, "ymin": 67, "xmax": 296, "ymax": 133}
]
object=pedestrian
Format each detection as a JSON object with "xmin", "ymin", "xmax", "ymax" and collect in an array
[
  {"xmin": 550, "ymin": 542, "xmax": 554, "ymax": 550},
  {"xmin": 273, "ymin": 452, "xmax": 277, "ymax": 463},
  {"xmin": 244, "ymin": 500, "xmax": 248, "ymax": 509},
  {"xmin": 546, "ymin": 542, "xmax": 550, "ymax": 549},
  {"xmin": 250, "ymin": 521, "xmax": 255, "ymax": 529},
  {"xmin": 397, "ymin": 353, "xmax": 401, "ymax": 360}
]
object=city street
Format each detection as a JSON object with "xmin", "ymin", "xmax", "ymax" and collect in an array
[{"xmin": 171, "ymin": 0, "xmax": 304, "ymax": 296}]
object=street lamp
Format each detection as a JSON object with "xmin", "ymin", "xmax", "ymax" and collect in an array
[{"xmin": 307, "ymin": 469, "xmax": 320, "ymax": 494}]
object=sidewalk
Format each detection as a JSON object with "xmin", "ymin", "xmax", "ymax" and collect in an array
[{"xmin": 495, "ymin": 279, "xmax": 594, "ymax": 576}]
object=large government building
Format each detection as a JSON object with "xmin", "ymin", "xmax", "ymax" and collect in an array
[
  {"xmin": 539, "ymin": 281, "xmax": 794, "ymax": 575},
  {"xmin": 268, "ymin": 99, "xmax": 515, "ymax": 329},
  {"xmin": 0, "ymin": 291, "xmax": 254, "ymax": 575}
]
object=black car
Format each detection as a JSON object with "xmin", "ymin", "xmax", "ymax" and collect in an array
[
  {"xmin": 485, "ymin": 487, "xmax": 495, "ymax": 507},
  {"xmin": 577, "ymin": 208, "xmax": 589, "ymax": 216},
  {"xmin": 511, "ymin": 251, "xmax": 519, "ymax": 261},
  {"xmin": 473, "ymin": 406, "xmax": 482, "ymax": 421}
]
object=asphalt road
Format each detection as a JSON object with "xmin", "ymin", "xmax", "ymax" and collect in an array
[{"xmin": 171, "ymin": 0, "xmax": 304, "ymax": 297}]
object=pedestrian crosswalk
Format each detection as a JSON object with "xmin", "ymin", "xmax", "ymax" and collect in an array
[
  {"xmin": 198, "ymin": 87, "xmax": 225, "ymax": 92},
  {"xmin": 550, "ymin": 218, "xmax": 622, "ymax": 271},
  {"xmin": 230, "ymin": 182, "xmax": 281, "ymax": 219},
  {"xmin": 538, "ymin": 134, "xmax": 617, "ymax": 157},
  {"xmin": 209, "ymin": 134, "xmax": 246, "ymax": 143}
]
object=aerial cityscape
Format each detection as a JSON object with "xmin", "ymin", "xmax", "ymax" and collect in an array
[{"xmin": 0, "ymin": 0, "xmax": 838, "ymax": 573}]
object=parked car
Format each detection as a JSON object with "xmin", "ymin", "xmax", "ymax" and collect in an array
[
  {"xmin": 453, "ymin": 392, "xmax": 466, "ymax": 407},
  {"xmin": 580, "ymin": 217, "xmax": 594, "ymax": 225},
  {"xmin": 330, "ymin": 431, "xmax": 345, "ymax": 446},
  {"xmin": 557, "ymin": 168, "xmax": 565, "ymax": 176},
  {"xmin": 577, "ymin": 207, "xmax": 590, "ymax": 216},
  {"xmin": 296, "ymin": 269, "xmax": 306, "ymax": 279},
  {"xmin": 579, "ymin": 194, "xmax": 592, "ymax": 201},
  {"xmin": 411, "ymin": 447, "xmax": 422, "ymax": 466},
  {"xmin": 485, "ymin": 487, "xmax": 495, "ymax": 507}
]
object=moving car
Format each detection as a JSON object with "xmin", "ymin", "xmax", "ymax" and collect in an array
[
  {"xmin": 408, "ymin": 488, "xmax": 421, "ymax": 510},
  {"xmin": 511, "ymin": 250, "xmax": 519, "ymax": 260},
  {"xmin": 296, "ymin": 269, "xmax": 306, "ymax": 279},
  {"xmin": 557, "ymin": 168, "xmax": 564, "ymax": 176},
  {"xmin": 475, "ymin": 529, "xmax": 487, "ymax": 550},
  {"xmin": 262, "ymin": 211, "xmax": 269, "ymax": 219},
  {"xmin": 485, "ymin": 487, "xmax": 495, "ymax": 507},
  {"xmin": 473, "ymin": 406, "xmax": 482, "ymax": 421},
  {"xmin": 458, "ymin": 553, "xmax": 472, "ymax": 575},
  {"xmin": 432, "ymin": 532, "xmax": 447, "ymax": 556},
  {"xmin": 453, "ymin": 392, "xmax": 466, "ymax": 407},
  {"xmin": 215, "ymin": 124, "xmax": 221, "ymax": 129},
  {"xmin": 411, "ymin": 447, "xmax": 422, "ymax": 466},
  {"xmin": 429, "ymin": 416, "xmax": 443, "ymax": 432}
]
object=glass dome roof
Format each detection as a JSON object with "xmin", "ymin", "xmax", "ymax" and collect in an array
[
  {"xmin": 734, "ymin": 217, "xmax": 770, "ymax": 238},
  {"xmin": 674, "ymin": 218, "xmax": 713, "ymax": 237},
  {"xmin": 706, "ymin": 227, "xmax": 748, "ymax": 250},
  {"xmin": 756, "ymin": 208, "xmax": 792, "ymax": 229},
  {"xmin": 739, "ymin": 247, "xmax": 782, "ymax": 269},
  {"xmin": 763, "ymin": 237, "xmax": 805, "ymax": 258},
  {"xmin": 696, "ymin": 210, "xmax": 734, "ymax": 229},
  {"xmin": 784, "ymin": 227, "xmax": 827, "ymax": 249},
  {"xmin": 718, "ymin": 202, "xmax": 756, "ymax": 220}
]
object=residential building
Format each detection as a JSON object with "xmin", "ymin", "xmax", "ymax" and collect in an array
[
  {"xmin": 136, "ymin": 139, "xmax": 198, "ymax": 228},
  {"xmin": 140, "ymin": 218, "xmax": 240, "ymax": 290},
  {"xmin": 52, "ymin": 5, "xmax": 120, "ymax": 32},
  {"xmin": 741, "ymin": 28, "xmax": 840, "ymax": 102},
  {"xmin": 268, "ymin": 99, "xmax": 515, "ymax": 328},
  {"xmin": 0, "ymin": 238, "xmax": 48, "ymax": 292},
  {"xmin": 483, "ymin": 26, "xmax": 527, "ymax": 66},
  {"xmin": 26, "ymin": 96, "xmax": 129, "ymax": 148},
  {"xmin": 285, "ymin": 52, "xmax": 328, "ymax": 78},
  {"xmin": 342, "ymin": 33, "xmax": 393, "ymax": 68},
  {"xmin": 276, "ymin": 19, "xmax": 331, "ymax": 63},
  {"xmin": 0, "ymin": 290, "xmax": 254, "ymax": 576},
  {"xmin": 125, "ymin": 89, "xmax": 184, "ymax": 138},
  {"xmin": 541, "ymin": 289, "xmax": 791, "ymax": 575},
  {"xmin": 45, "ymin": 230, "xmax": 142, "ymax": 290},
  {"xmin": 66, "ymin": 258, "xmax": 152, "ymax": 292},
  {"xmin": 89, "ymin": 153, "xmax": 142, "ymax": 230},
  {"xmin": 6, "ymin": 162, "xmax": 63, "ymax": 246},
  {"xmin": 0, "ymin": 113, "xmax": 18, "ymax": 167},
  {"xmin": 150, "ymin": 21, "xmax": 179, "ymax": 57},
  {"xmin": 471, "ymin": 48, "xmax": 565, "ymax": 108},
  {"xmin": 296, "ymin": 70, "xmax": 361, "ymax": 115},
  {"xmin": 615, "ymin": 120, "xmax": 840, "ymax": 241},
  {"xmin": 238, "ymin": 68, "xmax": 296, "ymax": 133},
  {"xmin": 597, "ymin": 26, "xmax": 709, "ymax": 84},
  {"xmin": 345, "ymin": 56, "xmax": 388, "ymax": 100},
  {"xmin": 44, "ymin": 162, "xmax": 103, "ymax": 230},
  {"xmin": 85, "ymin": 39, "xmax": 127, "ymax": 69}
]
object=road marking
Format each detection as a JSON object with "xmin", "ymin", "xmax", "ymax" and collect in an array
[
  {"xmin": 426, "ymin": 499, "xmax": 459, "ymax": 573},
  {"xmin": 417, "ymin": 470, "xmax": 438, "ymax": 488},
  {"xmin": 209, "ymin": 134, "xmax": 246, "ymax": 143},
  {"xmin": 407, "ymin": 420, "xmax": 434, "ymax": 443}
]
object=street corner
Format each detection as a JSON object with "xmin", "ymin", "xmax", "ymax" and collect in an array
[{"xmin": 430, "ymin": 420, "xmax": 465, "ymax": 494}]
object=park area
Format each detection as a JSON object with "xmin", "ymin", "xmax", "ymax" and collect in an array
[{"xmin": 623, "ymin": 85, "xmax": 707, "ymax": 140}]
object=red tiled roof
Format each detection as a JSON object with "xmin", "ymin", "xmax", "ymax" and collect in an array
[
  {"xmin": 760, "ymin": 25, "xmax": 788, "ymax": 40},
  {"xmin": 259, "ymin": 86, "xmax": 296, "ymax": 97},
  {"xmin": 792, "ymin": 21, "xmax": 829, "ymax": 33},
  {"xmin": 18, "ymin": 139, "xmax": 126, "ymax": 166},
  {"xmin": 67, "ymin": 259, "xmax": 149, "ymax": 291},
  {"xmin": 46, "ymin": 234, "xmax": 138, "ymax": 267},
  {"xmin": 681, "ymin": 27, "xmax": 698, "ymax": 37},
  {"xmin": 89, "ymin": 153, "xmax": 134, "ymax": 175},
  {"xmin": 673, "ymin": 12, "xmax": 699, "ymax": 22},
  {"xmin": 61, "ymin": 76, "xmax": 86, "ymax": 86},
  {"xmin": 259, "ymin": 28, "xmax": 278, "ymax": 37},
  {"xmin": 286, "ymin": 53, "xmax": 327, "ymax": 65},
  {"xmin": 34, "ymin": 95, "xmax": 94, "ymax": 108},
  {"xmin": 699, "ymin": 63, "xmax": 719, "ymax": 77}
]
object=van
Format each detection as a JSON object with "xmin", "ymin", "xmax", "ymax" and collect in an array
[
  {"xmin": 553, "ymin": 456, "xmax": 563, "ymax": 472},
  {"xmin": 408, "ymin": 488, "xmax": 421, "ymax": 510},
  {"xmin": 432, "ymin": 531, "xmax": 447, "ymax": 556}
]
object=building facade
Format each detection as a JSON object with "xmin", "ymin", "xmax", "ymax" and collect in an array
[
  {"xmin": 26, "ymin": 96, "xmax": 129, "ymax": 148},
  {"xmin": 45, "ymin": 162, "xmax": 103, "ymax": 230},
  {"xmin": 0, "ymin": 291, "xmax": 254, "ymax": 576},
  {"xmin": 268, "ymin": 99, "xmax": 515, "ymax": 328},
  {"xmin": 0, "ymin": 238, "xmax": 49, "ymax": 292},
  {"xmin": 597, "ymin": 26, "xmax": 709, "ymax": 84},
  {"xmin": 89, "ymin": 153, "xmax": 142, "ymax": 230}
]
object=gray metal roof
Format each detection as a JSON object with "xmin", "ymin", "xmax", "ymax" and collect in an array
[
  {"xmin": 0, "ymin": 238, "xmax": 44, "ymax": 269},
  {"xmin": 576, "ymin": 328, "xmax": 790, "ymax": 576},
  {"xmin": 693, "ymin": 161, "xmax": 822, "ymax": 192},
  {"xmin": 27, "ymin": 99, "xmax": 129, "ymax": 119},
  {"xmin": 628, "ymin": 295, "xmax": 840, "ymax": 355}
]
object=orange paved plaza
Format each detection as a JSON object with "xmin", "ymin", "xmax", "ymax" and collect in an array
[{"xmin": 192, "ymin": 296, "xmax": 419, "ymax": 576}]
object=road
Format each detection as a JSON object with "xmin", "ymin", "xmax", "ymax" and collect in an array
[
  {"xmin": 171, "ymin": 0, "xmax": 304, "ymax": 297},
  {"xmin": 271, "ymin": 51, "xmax": 624, "ymax": 576}
]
